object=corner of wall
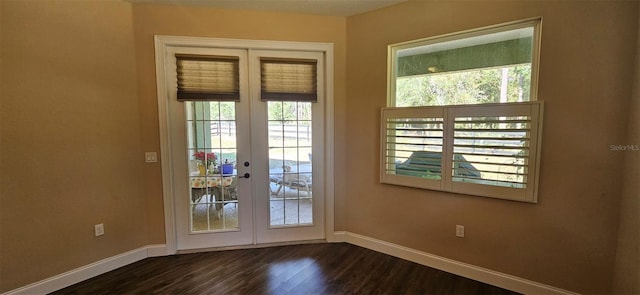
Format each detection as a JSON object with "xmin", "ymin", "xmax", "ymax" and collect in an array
[{"xmin": 612, "ymin": 4, "xmax": 640, "ymax": 293}]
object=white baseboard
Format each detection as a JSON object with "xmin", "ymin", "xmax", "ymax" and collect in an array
[
  {"xmin": 5, "ymin": 233, "xmax": 575, "ymax": 295},
  {"xmin": 2, "ymin": 244, "xmax": 167, "ymax": 295},
  {"xmin": 146, "ymin": 244, "xmax": 169, "ymax": 257},
  {"xmin": 328, "ymin": 230, "xmax": 347, "ymax": 242},
  {"xmin": 338, "ymin": 231, "xmax": 577, "ymax": 295}
]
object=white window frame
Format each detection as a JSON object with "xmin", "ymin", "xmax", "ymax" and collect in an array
[{"xmin": 383, "ymin": 18, "xmax": 543, "ymax": 203}]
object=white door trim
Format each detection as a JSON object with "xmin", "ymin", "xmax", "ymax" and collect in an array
[{"xmin": 154, "ymin": 35, "xmax": 335, "ymax": 254}]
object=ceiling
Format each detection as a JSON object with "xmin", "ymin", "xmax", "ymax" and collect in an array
[{"xmin": 127, "ymin": 0, "xmax": 409, "ymax": 16}]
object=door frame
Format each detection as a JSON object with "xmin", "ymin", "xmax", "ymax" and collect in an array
[{"xmin": 154, "ymin": 35, "xmax": 335, "ymax": 254}]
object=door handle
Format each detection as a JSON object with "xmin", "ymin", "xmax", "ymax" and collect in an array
[{"xmin": 239, "ymin": 173, "xmax": 250, "ymax": 178}]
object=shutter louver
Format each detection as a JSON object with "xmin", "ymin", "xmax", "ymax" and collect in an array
[
  {"xmin": 386, "ymin": 117, "xmax": 444, "ymax": 179},
  {"xmin": 176, "ymin": 54, "xmax": 240, "ymax": 101},
  {"xmin": 261, "ymin": 58, "xmax": 317, "ymax": 102},
  {"xmin": 452, "ymin": 116, "xmax": 531, "ymax": 188},
  {"xmin": 381, "ymin": 108, "xmax": 444, "ymax": 190}
]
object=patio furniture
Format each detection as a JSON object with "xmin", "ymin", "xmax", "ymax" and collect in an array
[
  {"xmin": 270, "ymin": 174, "xmax": 312, "ymax": 195},
  {"xmin": 190, "ymin": 175, "xmax": 237, "ymax": 212},
  {"xmin": 269, "ymin": 165, "xmax": 312, "ymax": 195},
  {"xmin": 395, "ymin": 151, "xmax": 480, "ymax": 178}
]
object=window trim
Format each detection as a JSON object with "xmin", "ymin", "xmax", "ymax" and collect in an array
[{"xmin": 386, "ymin": 17, "xmax": 542, "ymax": 107}]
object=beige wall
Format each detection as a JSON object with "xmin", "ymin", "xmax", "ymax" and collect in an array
[
  {"xmin": 346, "ymin": 1, "xmax": 638, "ymax": 294},
  {"xmin": 0, "ymin": 1, "xmax": 146, "ymax": 292},
  {"xmin": 613, "ymin": 4, "xmax": 640, "ymax": 294},
  {"xmin": 0, "ymin": 1, "xmax": 347, "ymax": 292},
  {"xmin": 1, "ymin": 0, "xmax": 637, "ymax": 294},
  {"xmin": 130, "ymin": 3, "xmax": 348, "ymax": 243}
]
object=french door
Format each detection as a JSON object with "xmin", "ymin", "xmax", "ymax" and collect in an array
[
  {"xmin": 158, "ymin": 39, "xmax": 327, "ymax": 251},
  {"xmin": 250, "ymin": 49, "xmax": 325, "ymax": 244}
]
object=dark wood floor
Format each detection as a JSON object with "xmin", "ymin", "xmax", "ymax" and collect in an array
[{"xmin": 52, "ymin": 243, "xmax": 519, "ymax": 295}]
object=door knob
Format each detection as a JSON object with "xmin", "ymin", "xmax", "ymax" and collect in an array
[{"xmin": 240, "ymin": 173, "xmax": 250, "ymax": 178}]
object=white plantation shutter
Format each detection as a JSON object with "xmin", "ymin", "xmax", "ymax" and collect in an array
[
  {"xmin": 381, "ymin": 102, "xmax": 543, "ymax": 203},
  {"xmin": 381, "ymin": 107, "xmax": 444, "ymax": 190},
  {"xmin": 446, "ymin": 102, "xmax": 543, "ymax": 202}
]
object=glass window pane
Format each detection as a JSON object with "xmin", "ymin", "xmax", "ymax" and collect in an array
[
  {"xmin": 268, "ymin": 100, "xmax": 313, "ymax": 227},
  {"xmin": 186, "ymin": 101, "xmax": 239, "ymax": 232},
  {"xmin": 297, "ymin": 102, "xmax": 312, "ymax": 120},
  {"xmin": 267, "ymin": 101, "xmax": 284, "ymax": 121},
  {"xmin": 392, "ymin": 22, "xmax": 538, "ymax": 107},
  {"xmin": 396, "ymin": 65, "xmax": 532, "ymax": 107},
  {"xmin": 219, "ymin": 102, "xmax": 235, "ymax": 120}
]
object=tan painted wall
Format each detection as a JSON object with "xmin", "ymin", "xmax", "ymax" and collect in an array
[
  {"xmin": 346, "ymin": 1, "xmax": 638, "ymax": 294},
  {"xmin": 0, "ymin": 2, "xmax": 347, "ymax": 292},
  {"xmin": 130, "ymin": 3, "xmax": 348, "ymax": 244},
  {"xmin": 613, "ymin": 4, "xmax": 640, "ymax": 294},
  {"xmin": 1, "ymin": 0, "xmax": 636, "ymax": 293},
  {"xmin": 0, "ymin": 1, "xmax": 145, "ymax": 292}
]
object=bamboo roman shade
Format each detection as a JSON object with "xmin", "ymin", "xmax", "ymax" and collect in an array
[
  {"xmin": 260, "ymin": 58, "xmax": 317, "ymax": 102},
  {"xmin": 176, "ymin": 54, "xmax": 240, "ymax": 101}
]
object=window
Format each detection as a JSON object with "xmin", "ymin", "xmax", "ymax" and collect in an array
[
  {"xmin": 388, "ymin": 18, "xmax": 541, "ymax": 107},
  {"xmin": 383, "ymin": 18, "xmax": 543, "ymax": 203}
]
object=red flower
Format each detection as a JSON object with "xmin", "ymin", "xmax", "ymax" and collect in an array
[{"xmin": 193, "ymin": 151, "xmax": 217, "ymax": 165}]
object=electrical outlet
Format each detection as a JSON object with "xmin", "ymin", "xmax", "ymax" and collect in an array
[
  {"xmin": 456, "ymin": 225, "xmax": 464, "ymax": 238},
  {"xmin": 94, "ymin": 223, "xmax": 105, "ymax": 237}
]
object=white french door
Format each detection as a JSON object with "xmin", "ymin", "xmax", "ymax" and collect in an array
[
  {"xmin": 166, "ymin": 47, "xmax": 254, "ymax": 249},
  {"xmin": 157, "ymin": 38, "xmax": 328, "ymax": 251},
  {"xmin": 250, "ymin": 50, "xmax": 325, "ymax": 244}
]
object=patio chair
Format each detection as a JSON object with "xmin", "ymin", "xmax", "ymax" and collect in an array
[{"xmin": 270, "ymin": 165, "xmax": 312, "ymax": 195}]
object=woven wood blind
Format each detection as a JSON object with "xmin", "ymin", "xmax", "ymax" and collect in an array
[
  {"xmin": 260, "ymin": 58, "xmax": 317, "ymax": 102},
  {"xmin": 176, "ymin": 54, "xmax": 240, "ymax": 101}
]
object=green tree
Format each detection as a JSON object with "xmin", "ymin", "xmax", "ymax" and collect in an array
[
  {"xmin": 396, "ymin": 65, "xmax": 531, "ymax": 107},
  {"xmin": 267, "ymin": 101, "xmax": 311, "ymax": 122}
]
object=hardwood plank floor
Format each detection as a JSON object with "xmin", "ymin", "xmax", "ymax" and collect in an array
[{"xmin": 52, "ymin": 243, "xmax": 520, "ymax": 295}]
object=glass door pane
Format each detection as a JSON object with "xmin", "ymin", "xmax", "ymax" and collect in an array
[
  {"xmin": 186, "ymin": 101, "xmax": 239, "ymax": 232},
  {"xmin": 267, "ymin": 101, "xmax": 313, "ymax": 226}
]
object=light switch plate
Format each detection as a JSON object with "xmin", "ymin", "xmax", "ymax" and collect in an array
[
  {"xmin": 94, "ymin": 223, "xmax": 104, "ymax": 237},
  {"xmin": 145, "ymin": 152, "xmax": 158, "ymax": 163}
]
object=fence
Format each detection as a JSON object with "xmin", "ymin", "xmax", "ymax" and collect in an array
[{"xmin": 211, "ymin": 121, "xmax": 311, "ymax": 140}]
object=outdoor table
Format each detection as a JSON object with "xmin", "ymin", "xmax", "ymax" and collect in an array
[{"xmin": 190, "ymin": 174, "xmax": 236, "ymax": 210}]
